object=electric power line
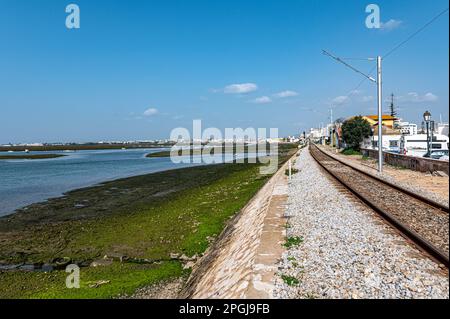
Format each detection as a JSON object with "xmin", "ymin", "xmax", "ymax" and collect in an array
[
  {"xmin": 339, "ymin": 57, "xmax": 376, "ymax": 61},
  {"xmin": 383, "ymin": 7, "xmax": 449, "ymax": 59},
  {"xmin": 323, "ymin": 7, "xmax": 448, "ymax": 120},
  {"xmin": 348, "ymin": 65, "xmax": 377, "ymax": 94},
  {"xmin": 359, "ymin": 8, "xmax": 449, "ymax": 100},
  {"xmin": 322, "ymin": 50, "xmax": 376, "ymax": 82}
]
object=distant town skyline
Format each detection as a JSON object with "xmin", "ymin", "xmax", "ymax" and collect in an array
[{"xmin": 0, "ymin": 0, "xmax": 448, "ymax": 144}]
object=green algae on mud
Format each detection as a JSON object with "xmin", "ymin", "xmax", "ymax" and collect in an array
[
  {"xmin": 0, "ymin": 144, "xmax": 298, "ymax": 298},
  {"xmin": 146, "ymin": 146, "xmax": 243, "ymax": 158},
  {"xmin": 0, "ymin": 261, "xmax": 185, "ymax": 299}
]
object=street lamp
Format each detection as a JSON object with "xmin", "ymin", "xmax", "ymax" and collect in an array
[{"xmin": 423, "ymin": 111, "xmax": 432, "ymax": 156}]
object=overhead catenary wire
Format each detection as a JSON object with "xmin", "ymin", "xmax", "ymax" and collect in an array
[
  {"xmin": 383, "ymin": 7, "xmax": 449, "ymax": 60},
  {"xmin": 322, "ymin": 50, "xmax": 377, "ymax": 83},
  {"xmin": 347, "ymin": 65, "xmax": 377, "ymax": 96},
  {"xmin": 325, "ymin": 7, "xmax": 449, "ymax": 111}
]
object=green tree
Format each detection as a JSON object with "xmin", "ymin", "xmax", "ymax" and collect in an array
[{"xmin": 341, "ymin": 116, "xmax": 372, "ymax": 151}]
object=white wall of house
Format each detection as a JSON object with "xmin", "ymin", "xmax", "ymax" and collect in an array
[
  {"xmin": 400, "ymin": 134, "xmax": 449, "ymax": 156},
  {"xmin": 397, "ymin": 122, "xmax": 418, "ymax": 136},
  {"xmin": 363, "ymin": 135, "xmax": 402, "ymax": 152},
  {"xmin": 437, "ymin": 123, "xmax": 449, "ymax": 136}
]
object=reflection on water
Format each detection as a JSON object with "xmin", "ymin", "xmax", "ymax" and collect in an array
[{"xmin": 0, "ymin": 148, "xmax": 179, "ymax": 216}]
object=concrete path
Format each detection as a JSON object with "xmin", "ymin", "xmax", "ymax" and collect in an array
[{"xmin": 183, "ymin": 155, "xmax": 294, "ymax": 299}]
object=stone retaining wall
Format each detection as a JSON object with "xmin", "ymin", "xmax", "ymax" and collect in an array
[
  {"xmin": 180, "ymin": 153, "xmax": 295, "ymax": 299},
  {"xmin": 361, "ymin": 149, "xmax": 449, "ymax": 174}
]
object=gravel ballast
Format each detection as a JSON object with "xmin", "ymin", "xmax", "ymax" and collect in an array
[
  {"xmin": 322, "ymin": 146, "xmax": 449, "ymax": 207},
  {"xmin": 274, "ymin": 148, "xmax": 449, "ymax": 299}
]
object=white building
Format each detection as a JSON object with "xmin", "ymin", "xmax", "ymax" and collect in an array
[
  {"xmin": 400, "ymin": 134, "xmax": 449, "ymax": 157},
  {"xmin": 286, "ymin": 136, "xmax": 300, "ymax": 143},
  {"xmin": 364, "ymin": 135, "xmax": 402, "ymax": 153},
  {"xmin": 397, "ymin": 121, "xmax": 418, "ymax": 136},
  {"xmin": 437, "ymin": 123, "xmax": 449, "ymax": 136},
  {"xmin": 308, "ymin": 126, "xmax": 330, "ymax": 143},
  {"xmin": 308, "ymin": 128, "xmax": 323, "ymax": 140}
]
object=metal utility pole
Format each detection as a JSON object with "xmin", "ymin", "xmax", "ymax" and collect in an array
[
  {"xmin": 430, "ymin": 120, "xmax": 435, "ymax": 154},
  {"xmin": 389, "ymin": 93, "xmax": 397, "ymax": 118},
  {"xmin": 377, "ymin": 56, "xmax": 383, "ymax": 173},
  {"xmin": 322, "ymin": 50, "xmax": 383, "ymax": 173},
  {"xmin": 329, "ymin": 107, "xmax": 334, "ymax": 146}
]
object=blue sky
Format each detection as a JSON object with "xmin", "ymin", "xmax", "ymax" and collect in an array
[{"xmin": 0, "ymin": 0, "xmax": 448, "ymax": 143}]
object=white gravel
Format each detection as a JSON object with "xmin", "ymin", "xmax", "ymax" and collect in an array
[{"xmin": 274, "ymin": 148, "xmax": 449, "ymax": 299}]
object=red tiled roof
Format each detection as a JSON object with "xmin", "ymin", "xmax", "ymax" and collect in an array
[{"xmin": 365, "ymin": 115, "xmax": 397, "ymax": 120}]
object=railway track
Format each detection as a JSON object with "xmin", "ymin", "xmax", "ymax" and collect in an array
[{"xmin": 309, "ymin": 144, "xmax": 449, "ymax": 268}]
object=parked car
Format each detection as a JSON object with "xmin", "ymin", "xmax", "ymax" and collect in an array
[{"xmin": 423, "ymin": 150, "xmax": 449, "ymax": 160}]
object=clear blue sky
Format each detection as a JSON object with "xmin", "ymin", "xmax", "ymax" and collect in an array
[{"xmin": 0, "ymin": 0, "xmax": 448, "ymax": 143}]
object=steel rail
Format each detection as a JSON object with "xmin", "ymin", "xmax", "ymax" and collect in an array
[
  {"xmin": 312, "ymin": 144, "xmax": 449, "ymax": 213},
  {"xmin": 309, "ymin": 144, "xmax": 449, "ymax": 268}
]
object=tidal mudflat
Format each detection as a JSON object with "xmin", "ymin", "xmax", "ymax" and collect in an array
[
  {"xmin": 0, "ymin": 154, "xmax": 66, "ymax": 160},
  {"xmin": 0, "ymin": 144, "xmax": 297, "ymax": 298}
]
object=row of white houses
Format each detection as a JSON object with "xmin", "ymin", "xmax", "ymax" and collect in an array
[
  {"xmin": 364, "ymin": 134, "xmax": 449, "ymax": 157},
  {"xmin": 309, "ymin": 116, "xmax": 449, "ymax": 159}
]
